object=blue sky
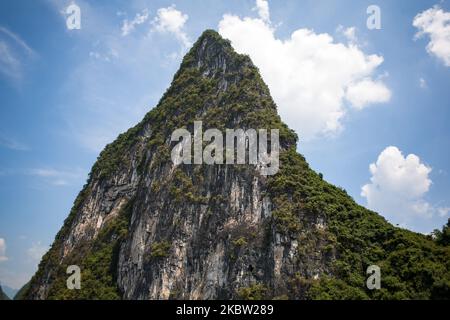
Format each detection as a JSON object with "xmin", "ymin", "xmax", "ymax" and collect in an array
[{"xmin": 0, "ymin": 0, "xmax": 449, "ymax": 289}]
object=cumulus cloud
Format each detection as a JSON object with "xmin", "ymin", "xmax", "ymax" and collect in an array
[
  {"xmin": 0, "ymin": 238, "xmax": 7, "ymax": 262},
  {"xmin": 253, "ymin": 0, "xmax": 270, "ymax": 23},
  {"xmin": 413, "ymin": 6, "xmax": 450, "ymax": 67},
  {"xmin": 345, "ymin": 78, "xmax": 391, "ymax": 109},
  {"xmin": 336, "ymin": 25, "xmax": 357, "ymax": 44},
  {"xmin": 218, "ymin": 1, "xmax": 390, "ymax": 140},
  {"xmin": 361, "ymin": 146, "xmax": 448, "ymax": 232},
  {"xmin": 121, "ymin": 8, "xmax": 149, "ymax": 36},
  {"xmin": 152, "ymin": 5, "xmax": 190, "ymax": 47}
]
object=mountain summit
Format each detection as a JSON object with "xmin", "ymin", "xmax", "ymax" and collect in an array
[{"xmin": 24, "ymin": 30, "xmax": 449, "ymax": 300}]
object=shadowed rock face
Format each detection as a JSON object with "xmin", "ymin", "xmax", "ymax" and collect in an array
[{"xmin": 24, "ymin": 30, "xmax": 450, "ymax": 300}]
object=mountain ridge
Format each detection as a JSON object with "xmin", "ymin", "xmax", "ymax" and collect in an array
[{"xmin": 23, "ymin": 29, "xmax": 449, "ymax": 300}]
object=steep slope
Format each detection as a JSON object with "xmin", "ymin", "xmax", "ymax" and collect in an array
[{"xmin": 24, "ymin": 30, "xmax": 449, "ymax": 300}]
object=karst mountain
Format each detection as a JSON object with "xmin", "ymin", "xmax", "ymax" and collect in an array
[{"xmin": 23, "ymin": 30, "xmax": 449, "ymax": 300}]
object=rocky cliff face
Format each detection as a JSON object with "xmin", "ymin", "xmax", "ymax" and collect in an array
[{"xmin": 24, "ymin": 30, "xmax": 449, "ymax": 300}]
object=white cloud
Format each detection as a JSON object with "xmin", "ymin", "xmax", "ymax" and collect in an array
[
  {"xmin": 361, "ymin": 146, "xmax": 448, "ymax": 232},
  {"xmin": 0, "ymin": 134, "xmax": 29, "ymax": 151},
  {"xmin": 345, "ymin": 78, "xmax": 391, "ymax": 109},
  {"xmin": 0, "ymin": 41, "xmax": 22, "ymax": 81},
  {"xmin": 438, "ymin": 207, "xmax": 450, "ymax": 217},
  {"xmin": 343, "ymin": 26, "xmax": 356, "ymax": 43},
  {"xmin": 413, "ymin": 6, "xmax": 450, "ymax": 67},
  {"xmin": 419, "ymin": 77, "xmax": 427, "ymax": 89},
  {"xmin": 89, "ymin": 47, "xmax": 118, "ymax": 62},
  {"xmin": 121, "ymin": 8, "xmax": 149, "ymax": 36},
  {"xmin": 0, "ymin": 238, "xmax": 7, "ymax": 262},
  {"xmin": 253, "ymin": 0, "xmax": 270, "ymax": 22},
  {"xmin": 43, "ymin": 1, "xmax": 179, "ymax": 154},
  {"xmin": 218, "ymin": 1, "xmax": 390, "ymax": 140},
  {"xmin": 0, "ymin": 26, "xmax": 36, "ymax": 83},
  {"xmin": 28, "ymin": 167, "xmax": 85, "ymax": 186},
  {"xmin": 336, "ymin": 25, "xmax": 358, "ymax": 44},
  {"xmin": 152, "ymin": 5, "xmax": 190, "ymax": 47},
  {"xmin": 0, "ymin": 26, "xmax": 35, "ymax": 57},
  {"xmin": 27, "ymin": 242, "xmax": 47, "ymax": 263}
]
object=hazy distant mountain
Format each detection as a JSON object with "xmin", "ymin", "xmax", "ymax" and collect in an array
[
  {"xmin": 2, "ymin": 285, "xmax": 18, "ymax": 300},
  {"xmin": 0, "ymin": 286, "xmax": 10, "ymax": 300}
]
